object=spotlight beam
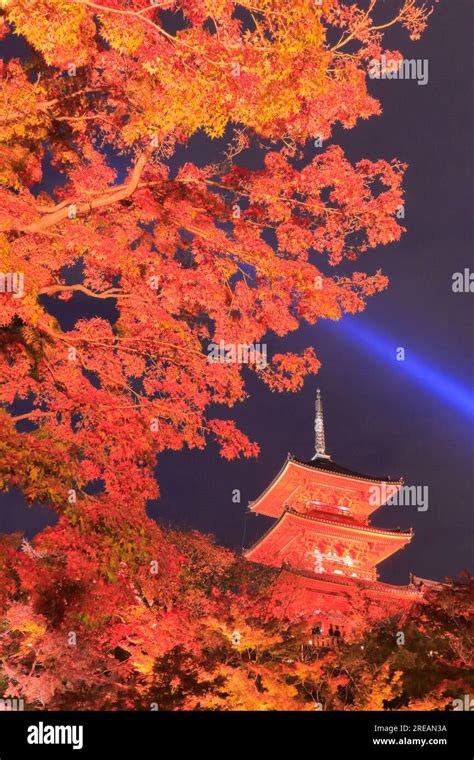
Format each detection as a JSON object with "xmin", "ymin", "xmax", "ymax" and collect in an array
[{"xmin": 322, "ymin": 318, "xmax": 474, "ymax": 419}]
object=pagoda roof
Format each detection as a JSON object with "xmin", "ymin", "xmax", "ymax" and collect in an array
[
  {"xmin": 410, "ymin": 574, "xmax": 447, "ymax": 591},
  {"xmin": 291, "ymin": 456, "xmax": 399, "ymax": 483},
  {"xmin": 249, "ymin": 455, "xmax": 402, "ymax": 518},
  {"xmin": 284, "ymin": 508, "xmax": 412, "ymax": 538},
  {"xmin": 279, "ymin": 566, "xmax": 422, "ymax": 599},
  {"xmin": 245, "ymin": 508, "xmax": 413, "ymax": 568}
]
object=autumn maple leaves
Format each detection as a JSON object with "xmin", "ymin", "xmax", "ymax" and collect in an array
[{"xmin": 0, "ymin": 1, "xmax": 435, "ymax": 504}]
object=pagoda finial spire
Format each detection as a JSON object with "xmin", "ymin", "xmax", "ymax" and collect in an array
[{"xmin": 311, "ymin": 388, "xmax": 331, "ymax": 461}]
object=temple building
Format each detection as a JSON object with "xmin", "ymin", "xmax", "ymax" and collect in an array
[{"xmin": 244, "ymin": 390, "xmax": 424, "ymax": 636}]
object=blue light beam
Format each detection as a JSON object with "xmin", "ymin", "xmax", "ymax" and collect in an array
[{"xmin": 323, "ymin": 318, "xmax": 474, "ymax": 419}]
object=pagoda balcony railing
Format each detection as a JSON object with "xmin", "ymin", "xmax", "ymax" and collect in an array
[
  {"xmin": 308, "ymin": 634, "xmax": 343, "ymax": 648},
  {"xmin": 309, "ymin": 564, "xmax": 378, "ymax": 583},
  {"xmin": 282, "ymin": 560, "xmax": 378, "ymax": 583}
]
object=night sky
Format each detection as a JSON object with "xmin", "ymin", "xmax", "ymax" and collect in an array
[{"xmin": 1, "ymin": 1, "xmax": 472, "ymax": 586}]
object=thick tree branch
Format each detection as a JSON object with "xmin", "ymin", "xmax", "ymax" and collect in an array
[
  {"xmin": 39, "ymin": 285, "xmax": 130, "ymax": 300},
  {"xmin": 14, "ymin": 148, "xmax": 152, "ymax": 235}
]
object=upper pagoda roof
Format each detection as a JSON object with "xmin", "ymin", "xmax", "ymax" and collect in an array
[
  {"xmin": 291, "ymin": 455, "xmax": 398, "ymax": 483},
  {"xmin": 249, "ymin": 455, "xmax": 402, "ymax": 518}
]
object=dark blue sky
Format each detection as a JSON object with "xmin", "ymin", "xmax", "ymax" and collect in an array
[{"xmin": 1, "ymin": 1, "xmax": 472, "ymax": 585}]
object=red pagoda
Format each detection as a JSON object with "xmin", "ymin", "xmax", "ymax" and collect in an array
[{"xmin": 244, "ymin": 390, "xmax": 423, "ymax": 636}]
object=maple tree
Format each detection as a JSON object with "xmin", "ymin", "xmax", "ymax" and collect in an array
[
  {"xmin": 0, "ymin": 0, "xmax": 434, "ymax": 501},
  {"xmin": 0, "ymin": 0, "xmax": 439, "ymax": 709},
  {"xmin": 1, "ymin": 525, "xmax": 471, "ymax": 710}
]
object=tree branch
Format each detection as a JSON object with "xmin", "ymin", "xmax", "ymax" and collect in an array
[
  {"xmin": 15, "ymin": 148, "xmax": 152, "ymax": 235},
  {"xmin": 39, "ymin": 285, "xmax": 130, "ymax": 300}
]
